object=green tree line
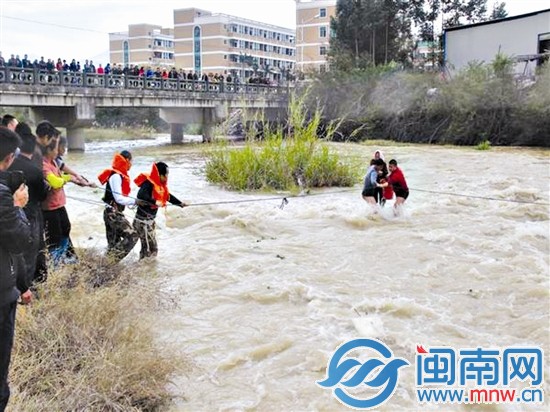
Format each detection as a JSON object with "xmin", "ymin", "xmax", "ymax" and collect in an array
[
  {"xmin": 329, "ymin": 0, "xmax": 508, "ymax": 70},
  {"xmin": 303, "ymin": 57, "xmax": 550, "ymax": 146},
  {"xmin": 302, "ymin": 0, "xmax": 549, "ymax": 146}
]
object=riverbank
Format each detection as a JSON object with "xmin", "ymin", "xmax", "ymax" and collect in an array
[{"xmin": 10, "ymin": 251, "xmax": 186, "ymax": 410}]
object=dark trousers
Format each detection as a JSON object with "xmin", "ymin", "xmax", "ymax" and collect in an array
[
  {"xmin": 43, "ymin": 206, "xmax": 74, "ymax": 266},
  {"xmin": 0, "ymin": 302, "xmax": 16, "ymax": 412},
  {"xmin": 375, "ymin": 187, "xmax": 383, "ymax": 204},
  {"xmin": 34, "ymin": 211, "xmax": 48, "ymax": 283},
  {"xmin": 21, "ymin": 212, "xmax": 41, "ymax": 286},
  {"xmin": 43, "ymin": 207, "xmax": 71, "ymax": 249}
]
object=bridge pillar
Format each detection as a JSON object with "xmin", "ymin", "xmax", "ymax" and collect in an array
[
  {"xmin": 170, "ymin": 123, "xmax": 184, "ymax": 144},
  {"xmin": 160, "ymin": 107, "xmax": 227, "ymax": 144},
  {"xmin": 202, "ymin": 122, "xmax": 214, "ymax": 143},
  {"xmin": 30, "ymin": 103, "xmax": 95, "ymax": 151},
  {"xmin": 66, "ymin": 127, "xmax": 86, "ymax": 151},
  {"xmin": 202, "ymin": 109, "xmax": 215, "ymax": 143}
]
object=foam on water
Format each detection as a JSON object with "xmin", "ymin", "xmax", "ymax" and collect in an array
[{"xmin": 62, "ymin": 140, "xmax": 550, "ymax": 411}]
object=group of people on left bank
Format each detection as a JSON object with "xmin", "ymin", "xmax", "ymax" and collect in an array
[
  {"xmin": 0, "ymin": 115, "xmax": 100, "ymax": 411},
  {"xmin": 0, "ymin": 114, "xmax": 187, "ymax": 411}
]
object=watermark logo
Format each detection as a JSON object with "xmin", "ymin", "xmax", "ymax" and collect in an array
[
  {"xmin": 317, "ymin": 338, "xmax": 409, "ymax": 409},
  {"xmin": 415, "ymin": 345, "xmax": 544, "ymax": 404}
]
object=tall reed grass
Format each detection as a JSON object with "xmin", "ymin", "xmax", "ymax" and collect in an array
[
  {"xmin": 9, "ymin": 251, "xmax": 185, "ymax": 411},
  {"xmin": 205, "ymin": 96, "xmax": 359, "ymax": 191},
  {"xmin": 305, "ymin": 59, "xmax": 550, "ymax": 147}
]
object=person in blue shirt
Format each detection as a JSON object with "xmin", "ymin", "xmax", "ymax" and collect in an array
[{"xmin": 362, "ymin": 158, "xmax": 385, "ymax": 209}]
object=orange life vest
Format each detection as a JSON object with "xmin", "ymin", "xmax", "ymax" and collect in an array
[
  {"xmin": 134, "ymin": 163, "xmax": 170, "ymax": 206},
  {"xmin": 97, "ymin": 153, "xmax": 132, "ymax": 196}
]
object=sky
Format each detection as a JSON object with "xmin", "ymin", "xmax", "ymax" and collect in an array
[{"xmin": 0, "ymin": 0, "xmax": 547, "ymax": 65}]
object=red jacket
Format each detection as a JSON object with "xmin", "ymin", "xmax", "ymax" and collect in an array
[{"xmin": 388, "ymin": 167, "xmax": 408, "ymax": 191}]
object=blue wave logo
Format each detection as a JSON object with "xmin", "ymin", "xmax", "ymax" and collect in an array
[{"xmin": 317, "ymin": 338, "xmax": 409, "ymax": 409}]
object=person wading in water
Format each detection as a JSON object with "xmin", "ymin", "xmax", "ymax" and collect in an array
[
  {"xmin": 98, "ymin": 151, "xmax": 139, "ymax": 262},
  {"xmin": 133, "ymin": 162, "xmax": 187, "ymax": 259},
  {"xmin": 378, "ymin": 159, "xmax": 409, "ymax": 216}
]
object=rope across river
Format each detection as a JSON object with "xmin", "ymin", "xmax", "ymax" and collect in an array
[{"xmin": 66, "ymin": 184, "xmax": 550, "ymax": 213}]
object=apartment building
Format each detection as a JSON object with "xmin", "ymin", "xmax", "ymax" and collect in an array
[
  {"xmin": 173, "ymin": 8, "xmax": 296, "ymax": 81},
  {"xmin": 109, "ymin": 24, "xmax": 175, "ymax": 68},
  {"xmin": 295, "ymin": 0, "xmax": 336, "ymax": 73}
]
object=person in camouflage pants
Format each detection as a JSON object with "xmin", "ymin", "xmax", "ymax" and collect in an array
[
  {"xmin": 98, "ymin": 151, "xmax": 139, "ymax": 262},
  {"xmin": 132, "ymin": 218, "xmax": 157, "ymax": 260},
  {"xmin": 104, "ymin": 206, "xmax": 139, "ymax": 261},
  {"xmin": 134, "ymin": 162, "xmax": 186, "ymax": 259}
]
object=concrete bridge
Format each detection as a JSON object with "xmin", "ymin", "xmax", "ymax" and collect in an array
[{"xmin": 0, "ymin": 68, "xmax": 290, "ymax": 150}]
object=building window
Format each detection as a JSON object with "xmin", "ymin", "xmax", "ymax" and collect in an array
[
  {"xmin": 538, "ymin": 33, "xmax": 550, "ymax": 66},
  {"xmin": 320, "ymin": 64, "xmax": 327, "ymax": 73},
  {"xmin": 193, "ymin": 26, "xmax": 202, "ymax": 74},
  {"xmin": 320, "ymin": 26, "xmax": 327, "ymax": 38},
  {"xmin": 320, "ymin": 46, "xmax": 327, "ymax": 56},
  {"xmin": 320, "ymin": 8, "xmax": 327, "ymax": 18}
]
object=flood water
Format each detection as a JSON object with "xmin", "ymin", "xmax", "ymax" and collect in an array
[{"xmin": 63, "ymin": 136, "xmax": 549, "ymax": 411}]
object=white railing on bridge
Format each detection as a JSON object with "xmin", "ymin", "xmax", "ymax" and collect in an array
[{"xmin": 0, "ymin": 68, "xmax": 289, "ymax": 96}]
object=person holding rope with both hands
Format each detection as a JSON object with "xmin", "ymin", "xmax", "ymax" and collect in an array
[
  {"xmin": 133, "ymin": 162, "xmax": 188, "ymax": 260},
  {"xmin": 376, "ymin": 159, "xmax": 409, "ymax": 216},
  {"xmin": 97, "ymin": 150, "xmax": 139, "ymax": 262}
]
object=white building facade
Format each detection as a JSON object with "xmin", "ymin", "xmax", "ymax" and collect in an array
[{"xmin": 444, "ymin": 8, "xmax": 550, "ymax": 75}]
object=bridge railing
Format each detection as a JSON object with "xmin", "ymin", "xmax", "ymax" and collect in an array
[{"xmin": 0, "ymin": 68, "xmax": 289, "ymax": 95}]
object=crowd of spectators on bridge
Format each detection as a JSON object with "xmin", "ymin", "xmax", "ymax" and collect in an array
[{"xmin": 0, "ymin": 52, "xmax": 289, "ymax": 86}]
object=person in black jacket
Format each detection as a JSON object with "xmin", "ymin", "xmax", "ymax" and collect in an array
[
  {"xmin": 9, "ymin": 123, "xmax": 50, "ymax": 284},
  {"xmin": 133, "ymin": 162, "xmax": 187, "ymax": 259},
  {"xmin": 33, "ymin": 120, "xmax": 60, "ymax": 169},
  {"xmin": 0, "ymin": 127, "xmax": 33, "ymax": 412}
]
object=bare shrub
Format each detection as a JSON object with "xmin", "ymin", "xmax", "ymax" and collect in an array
[{"xmin": 10, "ymin": 252, "xmax": 186, "ymax": 411}]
